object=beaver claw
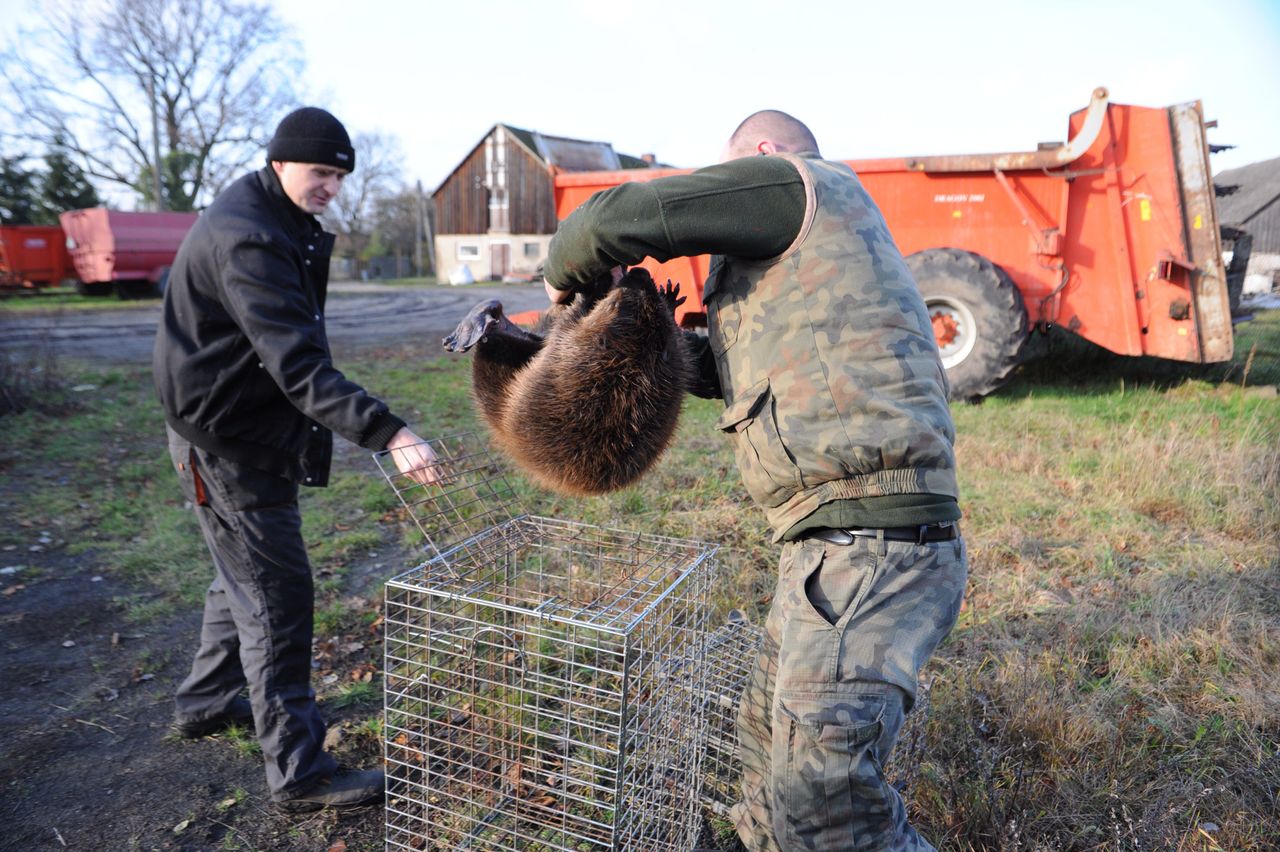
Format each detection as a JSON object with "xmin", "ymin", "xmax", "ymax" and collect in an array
[{"xmin": 659, "ymin": 280, "xmax": 686, "ymax": 316}]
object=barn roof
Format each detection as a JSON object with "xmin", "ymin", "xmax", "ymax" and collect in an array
[
  {"xmin": 1215, "ymin": 155, "xmax": 1280, "ymax": 228},
  {"xmin": 432, "ymin": 123, "xmax": 665, "ymax": 195}
]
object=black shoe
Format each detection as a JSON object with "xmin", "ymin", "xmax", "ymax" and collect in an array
[
  {"xmin": 276, "ymin": 768, "xmax": 385, "ymax": 814},
  {"xmin": 173, "ymin": 696, "xmax": 254, "ymax": 739}
]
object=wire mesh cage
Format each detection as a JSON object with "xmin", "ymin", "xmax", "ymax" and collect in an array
[
  {"xmin": 696, "ymin": 612, "xmax": 764, "ymax": 821},
  {"xmin": 376, "ymin": 433, "xmax": 718, "ymax": 851}
]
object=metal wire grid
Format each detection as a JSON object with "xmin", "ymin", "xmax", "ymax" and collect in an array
[
  {"xmin": 695, "ymin": 614, "xmax": 764, "ymax": 820},
  {"xmin": 376, "ymin": 434, "xmax": 718, "ymax": 851},
  {"xmin": 372, "ymin": 433, "xmax": 523, "ymax": 569},
  {"xmin": 383, "ymin": 524, "xmax": 715, "ymax": 851}
]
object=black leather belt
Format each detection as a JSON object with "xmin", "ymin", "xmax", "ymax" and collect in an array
[{"xmin": 806, "ymin": 522, "xmax": 959, "ymax": 546}]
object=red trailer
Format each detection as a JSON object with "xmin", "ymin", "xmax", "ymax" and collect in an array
[
  {"xmin": 0, "ymin": 225, "xmax": 74, "ymax": 290},
  {"xmin": 552, "ymin": 88, "xmax": 1233, "ymax": 399},
  {"xmin": 59, "ymin": 208, "xmax": 197, "ymax": 298}
]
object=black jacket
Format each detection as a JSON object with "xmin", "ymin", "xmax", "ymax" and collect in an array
[{"xmin": 153, "ymin": 166, "xmax": 404, "ymax": 486}]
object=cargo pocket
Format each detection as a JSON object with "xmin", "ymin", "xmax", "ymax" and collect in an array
[
  {"xmin": 772, "ymin": 696, "xmax": 895, "ymax": 850},
  {"xmin": 716, "ymin": 378, "xmax": 801, "ymax": 508}
]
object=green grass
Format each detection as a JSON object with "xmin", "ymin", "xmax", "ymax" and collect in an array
[
  {"xmin": 902, "ymin": 312, "xmax": 1280, "ymax": 849},
  {"xmin": 328, "ymin": 679, "xmax": 379, "ymax": 710},
  {"xmin": 2, "ymin": 311, "xmax": 1278, "ymax": 849},
  {"xmin": 0, "ymin": 286, "xmax": 159, "ymax": 312},
  {"xmin": 221, "ymin": 723, "xmax": 262, "ymax": 759},
  {"xmin": 0, "ymin": 353, "xmax": 430, "ymax": 621}
]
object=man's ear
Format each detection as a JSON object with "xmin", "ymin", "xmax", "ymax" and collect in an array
[
  {"xmin": 270, "ymin": 160, "xmax": 285, "ymax": 176},
  {"xmin": 756, "ymin": 140, "xmax": 778, "ymax": 156}
]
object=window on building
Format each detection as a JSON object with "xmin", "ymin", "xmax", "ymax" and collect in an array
[
  {"xmin": 457, "ymin": 243, "xmax": 480, "ymax": 260},
  {"xmin": 524, "ymin": 242, "xmax": 541, "ymax": 259}
]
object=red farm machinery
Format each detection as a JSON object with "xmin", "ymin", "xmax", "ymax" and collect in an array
[
  {"xmin": 59, "ymin": 208, "xmax": 197, "ymax": 298},
  {"xmin": 552, "ymin": 87, "xmax": 1236, "ymax": 399},
  {"xmin": 2, "ymin": 209, "xmax": 195, "ymax": 298},
  {"xmin": 0, "ymin": 225, "xmax": 74, "ymax": 291}
]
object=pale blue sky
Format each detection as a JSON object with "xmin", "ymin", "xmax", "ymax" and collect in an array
[
  {"xmin": 4, "ymin": 0, "xmax": 1279, "ymax": 189},
  {"xmin": 269, "ymin": 0, "xmax": 1280, "ymax": 187}
]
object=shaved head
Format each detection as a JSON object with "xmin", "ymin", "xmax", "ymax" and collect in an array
[{"xmin": 722, "ymin": 110, "xmax": 821, "ymax": 161}]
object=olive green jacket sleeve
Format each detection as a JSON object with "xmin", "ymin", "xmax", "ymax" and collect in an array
[
  {"xmin": 543, "ymin": 155, "xmax": 807, "ymax": 292},
  {"xmin": 546, "ymin": 155, "xmax": 958, "ymax": 532}
]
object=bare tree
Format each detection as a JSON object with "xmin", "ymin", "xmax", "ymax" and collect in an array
[
  {"xmin": 362, "ymin": 185, "xmax": 431, "ymax": 277},
  {"xmin": 323, "ymin": 131, "xmax": 405, "ymax": 259},
  {"xmin": 372, "ymin": 188, "xmax": 423, "ymax": 257},
  {"xmin": 0, "ymin": 0, "xmax": 304, "ymax": 210}
]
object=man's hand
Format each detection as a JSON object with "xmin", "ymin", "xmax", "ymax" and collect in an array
[
  {"xmin": 544, "ymin": 266, "xmax": 626, "ymax": 305},
  {"xmin": 385, "ymin": 427, "xmax": 443, "ymax": 486},
  {"xmin": 544, "ymin": 279, "xmax": 573, "ymax": 305}
]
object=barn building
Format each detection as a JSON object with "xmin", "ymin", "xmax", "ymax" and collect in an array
[
  {"xmin": 1215, "ymin": 154, "xmax": 1280, "ymax": 298},
  {"xmin": 431, "ymin": 124, "xmax": 661, "ymax": 283}
]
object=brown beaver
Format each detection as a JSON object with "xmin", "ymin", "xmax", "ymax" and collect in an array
[{"xmin": 443, "ymin": 267, "xmax": 692, "ymax": 496}]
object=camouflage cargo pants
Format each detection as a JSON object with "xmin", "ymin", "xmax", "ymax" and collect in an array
[{"xmin": 731, "ymin": 532, "xmax": 967, "ymax": 851}]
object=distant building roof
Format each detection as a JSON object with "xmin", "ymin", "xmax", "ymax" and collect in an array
[
  {"xmin": 1215, "ymin": 155, "xmax": 1280, "ymax": 228},
  {"xmin": 505, "ymin": 125, "xmax": 622, "ymax": 171},
  {"xmin": 433, "ymin": 123, "xmax": 669, "ymax": 195}
]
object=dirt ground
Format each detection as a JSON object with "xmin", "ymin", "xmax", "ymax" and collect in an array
[{"xmin": 0, "ymin": 440, "xmax": 416, "ymax": 851}]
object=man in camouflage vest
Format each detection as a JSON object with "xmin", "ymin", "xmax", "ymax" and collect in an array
[{"xmin": 543, "ymin": 111, "xmax": 967, "ymax": 851}]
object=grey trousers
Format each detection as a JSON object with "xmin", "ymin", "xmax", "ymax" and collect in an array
[{"xmin": 166, "ymin": 427, "xmax": 336, "ymax": 799}]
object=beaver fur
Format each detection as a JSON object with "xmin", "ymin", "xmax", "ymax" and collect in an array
[{"xmin": 443, "ymin": 267, "xmax": 692, "ymax": 496}]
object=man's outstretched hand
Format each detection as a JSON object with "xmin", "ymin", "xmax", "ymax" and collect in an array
[{"xmin": 385, "ymin": 427, "xmax": 444, "ymax": 486}]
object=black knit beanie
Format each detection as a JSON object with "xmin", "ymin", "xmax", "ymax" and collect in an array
[{"xmin": 266, "ymin": 107, "xmax": 356, "ymax": 172}]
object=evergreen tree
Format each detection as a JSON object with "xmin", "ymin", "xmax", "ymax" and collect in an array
[
  {"xmin": 136, "ymin": 149, "xmax": 197, "ymax": 212},
  {"xmin": 0, "ymin": 156, "xmax": 38, "ymax": 224},
  {"xmin": 36, "ymin": 137, "xmax": 100, "ymax": 223}
]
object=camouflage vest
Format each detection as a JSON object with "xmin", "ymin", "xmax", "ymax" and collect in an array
[{"xmin": 704, "ymin": 154, "xmax": 958, "ymax": 539}]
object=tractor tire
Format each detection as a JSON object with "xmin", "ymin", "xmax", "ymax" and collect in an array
[
  {"xmin": 905, "ymin": 248, "xmax": 1029, "ymax": 401},
  {"xmin": 74, "ymin": 280, "xmax": 113, "ymax": 298}
]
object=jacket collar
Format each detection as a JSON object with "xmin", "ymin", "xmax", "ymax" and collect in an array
[{"xmin": 256, "ymin": 165, "xmax": 323, "ymax": 242}]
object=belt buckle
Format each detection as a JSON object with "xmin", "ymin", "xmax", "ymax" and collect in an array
[
  {"xmin": 918, "ymin": 521, "xmax": 957, "ymax": 544},
  {"xmin": 811, "ymin": 528, "xmax": 854, "ymax": 546}
]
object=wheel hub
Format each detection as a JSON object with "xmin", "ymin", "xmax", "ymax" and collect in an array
[
  {"xmin": 931, "ymin": 311, "xmax": 960, "ymax": 348},
  {"xmin": 925, "ymin": 296, "xmax": 978, "ymax": 369}
]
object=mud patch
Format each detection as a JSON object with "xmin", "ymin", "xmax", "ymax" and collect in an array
[{"xmin": 0, "ymin": 523, "xmax": 397, "ymax": 851}]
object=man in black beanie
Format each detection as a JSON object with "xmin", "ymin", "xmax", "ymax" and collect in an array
[{"xmin": 153, "ymin": 106, "xmax": 438, "ymax": 813}]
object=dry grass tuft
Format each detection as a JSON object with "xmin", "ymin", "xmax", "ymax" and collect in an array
[
  {"xmin": 907, "ymin": 362, "xmax": 1280, "ymax": 848},
  {"xmin": 0, "ymin": 328, "xmax": 78, "ymax": 417}
]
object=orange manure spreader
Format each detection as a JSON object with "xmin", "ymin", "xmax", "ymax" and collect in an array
[{"xmin": 553, "ymin": 88, "xmax": 1235, "ymax": 399}]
